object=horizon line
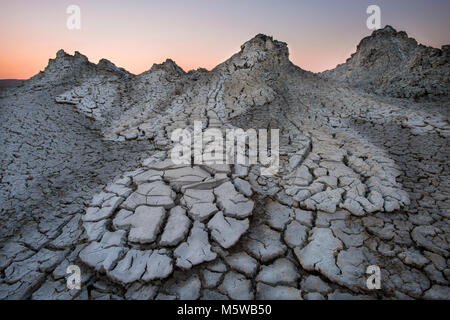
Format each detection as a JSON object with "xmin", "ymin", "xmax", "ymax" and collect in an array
[{"xmin": 1, "ymin": 26, "xmax": 449, "ymax": 81}]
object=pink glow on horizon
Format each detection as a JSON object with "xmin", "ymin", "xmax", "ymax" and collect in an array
[{"xmin": 1, "ymin": 0, "xmax": 449, "ymax": 79}]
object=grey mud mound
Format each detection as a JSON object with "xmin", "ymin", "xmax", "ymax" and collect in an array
[
  {"xmin": 0, "ymin": 28, "xmax": 449, "ymax": 300},
  {"xmin": 321, "ymin": 26, "xmax": 450, "ymax": 100}
]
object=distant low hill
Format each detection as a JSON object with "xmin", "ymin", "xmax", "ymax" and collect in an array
[{"xmin": 0, "ymin": 79, "xmax": 24, "ymax": 90}]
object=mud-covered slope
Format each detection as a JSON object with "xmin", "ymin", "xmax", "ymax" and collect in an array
[
  {"xmin": 322, "ymin": 25, "xmax": 450, "ymax": 100},
  {"xmin": 0, "ymin": 86, "xmax": 153, "ymax": 241},
  {"xmin": 0, "ymin": 30, "xmax": 449, "ymax": 300}
]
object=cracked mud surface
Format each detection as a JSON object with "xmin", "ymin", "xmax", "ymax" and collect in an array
[{"xmin": 0, "ymin": 27, "xmax": 449, "ymax": 300}]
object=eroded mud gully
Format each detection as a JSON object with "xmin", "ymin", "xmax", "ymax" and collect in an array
[{"xmin": 0, "ymin": 28, "xmax": 449, "ymax": 300}]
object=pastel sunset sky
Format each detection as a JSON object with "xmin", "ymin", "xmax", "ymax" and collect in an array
[{"xmin": 1, "ymin": 0, "xmax": 449, "ymax": 79}]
